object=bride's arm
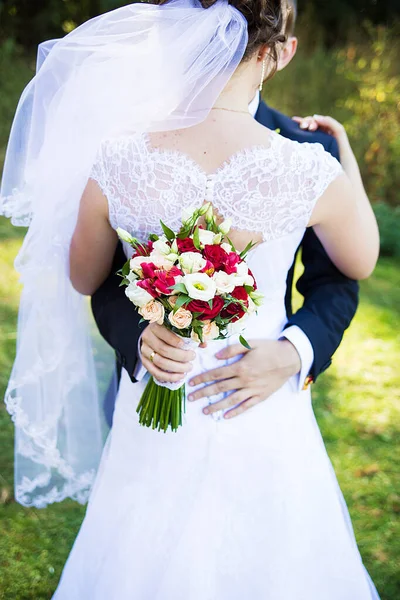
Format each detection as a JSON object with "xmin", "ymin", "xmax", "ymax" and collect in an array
[
  {"xmin": 70, "ymin": 179, "xmax": 118, "ymax": 295},
  {"xmin": 308, "ymin": 117, "xmax": 379, "ymax": 280}
]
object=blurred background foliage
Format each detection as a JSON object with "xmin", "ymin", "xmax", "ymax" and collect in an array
[
  {"xmin": 0, "ymin": 2, "xmax": 399, "ymax": 599},
  {"xmin": 0, "ymin": 0, "xmax": 399, "ymax": 253}
]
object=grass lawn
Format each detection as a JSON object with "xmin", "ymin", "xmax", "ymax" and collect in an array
[{"xmin": 0, "ymin": 217, "xmax": 399, "ymax": 599}]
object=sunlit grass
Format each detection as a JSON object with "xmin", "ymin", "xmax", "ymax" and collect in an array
[{"xmin": 0, "ymin": 217, "xmax": 399, "ymax": 598}]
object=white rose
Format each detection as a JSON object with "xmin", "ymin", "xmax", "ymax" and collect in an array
[
  {"xmin": 234, "ymin": 261, "xmax": 254, "ymax": 287},
  {"xmin": 125, "ymin": 281, "xmax": 154, "ymax": 307},
  {"xmin": 171, "ymin": 239, "xmax": 179, "ymax": 254},
  {"xmin": 164, "ymin": 253, "xmax": 179, "ymax": 264},
  {"xmin": 139, "ymin": 300, "xmax": 165, "ymax": 325},
  {"xmin": 126, "ymin": 270, "xmax": 138, "ymax": 283},
  {"xmin": 179, "ymin": 251, "xmax": 207, "ymax": 274},
  {"xmin": 150, "ymin": 251, "xmax": 176, "ymax": 271},
  {"xmin": 153, "ymin": 236, "xmax": 171, "ymax": 256},
  {"xmin": 221, "ymin": 242, "xmax": 232, "ymax": 254},
  {"xmin": 183, "ymin": 272, "xmax": 216, "ymax": 301},
  {"xmin": 226, "ymin": 315, "xmax": 249, "ymax": 336},
  {"xmin": 130, "ymin": 256, "xmax": 156, "ymax": 276},
  {"xmin": 212, "ymin": 271, "xmax": 237, "ymax": 295},
  {"xmin": 198, "ymin": 229, "xmax": 216, "ymax": 247},
  {"xmin": 244, "ymin": 274, "xmax": 255, "ymax": 286},
  {"xmin": 218, "ymin": 218, "xmax": 232, "ymax": 236},
  {"xmin": 236, "ymin": 261, "xmax": 249, "ymax": 278}
]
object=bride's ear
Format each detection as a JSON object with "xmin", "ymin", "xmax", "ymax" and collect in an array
[{"xmin": 277, "ymin": 36, "xmax": 298, "ymax": 72}]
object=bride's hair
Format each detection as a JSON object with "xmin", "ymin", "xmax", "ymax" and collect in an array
[{"xmin": 151, "ymin": 1, "xmax": 288, "ymax": 68}]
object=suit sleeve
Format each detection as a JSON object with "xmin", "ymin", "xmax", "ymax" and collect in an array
[
  {"xmin": 286, "ymin": 227, "xmax": 359, "ymax": 380},
  {"xmin": 91, "ymin": 243, "xmax": 146, "ymax": 383},
  {"xmin": 285, "ymin": 134, "xmax": 359, "ymax": 380}
]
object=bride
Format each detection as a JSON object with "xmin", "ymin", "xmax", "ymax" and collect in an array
[{"xmin": 1, "ymin": 0, "xmax": 381, "ymax": 598}]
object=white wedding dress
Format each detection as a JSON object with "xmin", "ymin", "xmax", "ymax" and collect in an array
[{"xmin": 53, "ymin": 130, "xmax": 380, "ymax": 599}]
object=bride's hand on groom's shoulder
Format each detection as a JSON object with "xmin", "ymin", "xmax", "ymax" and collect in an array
[
  {"xmin": 140, "ymin": 323, "xmax": 197, "ymax": 383},
  {"xmin": 187, "ymin": 339, "xmax": 301, "ymax": 419},
  {"xmin": 292, "ymin": 114, "xmax": 350, "ymax": 150}
]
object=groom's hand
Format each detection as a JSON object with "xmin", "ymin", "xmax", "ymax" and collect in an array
[
  {"xmin": 140, "ymin": 323, "xmax": 196, "ymax": 383},
  {"xmin": 188, "ymin": 339, "xmax": 301, "ymax": 419}
]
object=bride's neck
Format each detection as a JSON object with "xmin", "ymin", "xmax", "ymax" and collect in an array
[{"xmin": 213, "ymin": 65, "xmax": 258, "ymax": 112}]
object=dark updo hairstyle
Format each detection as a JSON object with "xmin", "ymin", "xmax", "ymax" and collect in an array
[{"xmin": 151, "ymin": 1, "xmax": 288, "ymax": 78}]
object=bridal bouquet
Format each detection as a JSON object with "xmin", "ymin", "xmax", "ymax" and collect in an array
[{"xmin": 117, "ymin": 203, "xmax": 263, "ymax": 433}]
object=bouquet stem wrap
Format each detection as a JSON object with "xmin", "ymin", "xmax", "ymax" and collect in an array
[{"xmin": 137, "ymin": 339, "xmax": 198, "ymax": 433}]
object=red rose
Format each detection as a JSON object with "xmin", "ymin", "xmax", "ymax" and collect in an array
[
  {"xmin": 203, "ymin": 244, "xmax": 228, "ymax": 270},
  {"xmin": 224, "ymin": 252, "xmax": 240, "ymax": 275},
  {"xmin": 221, "ymin": 286, "xmax": 249, "ymax": 322},
  {"xmin": 177, "ymin": 237, "xmax": 200, "ymax": 254},
  {"xmin": 187, "ymin": 296, "xmax": 224, "ymax": 321}
]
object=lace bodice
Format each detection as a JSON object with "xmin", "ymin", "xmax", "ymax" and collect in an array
[{"xmin": 90, "ymin": 131, "xmax": 342, "ymax": 245}]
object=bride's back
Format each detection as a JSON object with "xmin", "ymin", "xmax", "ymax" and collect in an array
[{"xmin": 91, "ymin": 117, "xmax": 341, "ymax": 254}]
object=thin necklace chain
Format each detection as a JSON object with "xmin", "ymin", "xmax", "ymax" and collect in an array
[{"xmin": 211, "ymin": 107, "xmax": 250, "ymax": 116}]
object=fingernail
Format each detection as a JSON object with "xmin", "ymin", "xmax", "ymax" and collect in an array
[
  {"xmin": 189, "ymin": 352, "xmax": 196, "ymax": 360},
  {"xmin": 203, "ymin": 408, "xmax": 209, "ymax": 415},
  {"xmin": 215, "ymin": 351, "xmax": 223, "ymax": 358},
  {"xmin": 188, "ymin": 394, "xmax": 194, "ymax": 401},
  {"xmin": 189, "ymin": 380, "xmax": 195, "ymax": 386}
]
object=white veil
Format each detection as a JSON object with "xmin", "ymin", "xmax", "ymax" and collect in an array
[{"xmin": 0, "ymin": 0, "xmax": 248, "ymax": 508}]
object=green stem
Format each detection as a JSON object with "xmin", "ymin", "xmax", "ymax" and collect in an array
[{"xmin": 137, "ymin": 377, "xmax": 186, "ymax": 433}]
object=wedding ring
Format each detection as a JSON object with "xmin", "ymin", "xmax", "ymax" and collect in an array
[{"xmin": 149, "ymin": 351, "xmax": 156, "ymax": 363}]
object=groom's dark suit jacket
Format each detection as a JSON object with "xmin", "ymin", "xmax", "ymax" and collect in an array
[{"xmin": 91, "ymin": 101, "xmax": 359, "ymax": 412}]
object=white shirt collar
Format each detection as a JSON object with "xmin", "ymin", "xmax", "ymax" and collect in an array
[{"xmin": 248, "ymin": 92, "xmax": 261, "ymax": 117}]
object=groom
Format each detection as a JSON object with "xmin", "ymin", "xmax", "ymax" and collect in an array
[{"xmin": 91, "ymin": 0, "xmax": 359, "ymax": 424}]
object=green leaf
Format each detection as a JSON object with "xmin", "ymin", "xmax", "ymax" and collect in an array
[
  {"xmin": 226, "ymin": 236, "xmax": 237, "ymax": 253},
  {"xmin": 174, "ymin": 295, "xmax": 191, "ymax": 309},
  {"xmin": 239, "ymin": 240, "xmax": 257, "ymax": 259},
  {"xmin": 239, "ymin": 335, "xmax": 252, "ymax": 350},
  {"xmin": 193, "ymin": 324, "xmax": 204, "ymax": 343},
  {"xmin": 121, "ymin": 260, "xmax": 131, "ymax": 277},
  {"xmin": 160, "ymin": 220, "xmax": 176, "ymax": 242},
  {"xmin": 119, "ymin": 277, "xmax": 130, "ymax": 287},
  {"xmin": 193, "ymin": 226, "xmax": 201, "ymax": 251},
  {"xmin": 177, "ymin": 227, "xmax": 190, "ymax": 239},
  {"xmin": 149, "ymin": 233, "xmax": 159, "ymax": 242},
  {"xmin": 244, "ymin": 284, "xmax": 254, "ymax": 294},
  {"xmin": 171, "ymin": 282, "xmax": 189, "ymax": 295}
]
